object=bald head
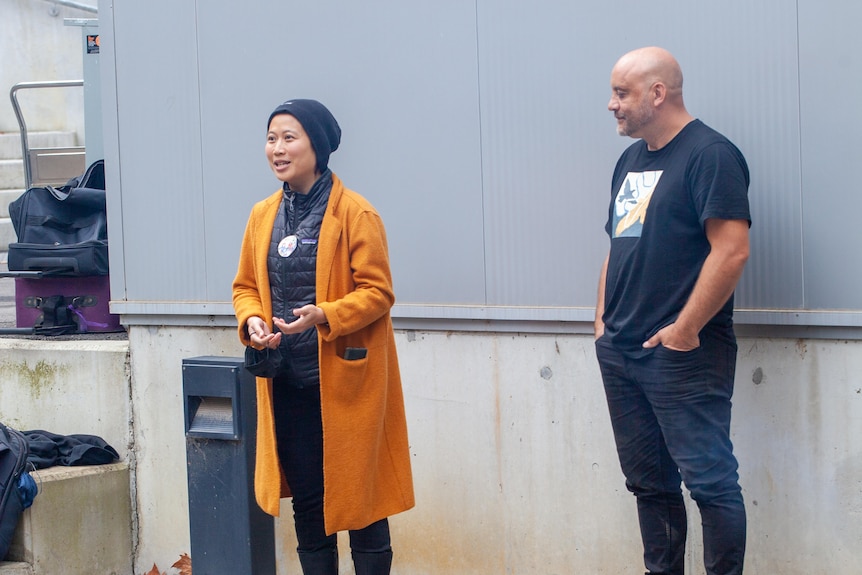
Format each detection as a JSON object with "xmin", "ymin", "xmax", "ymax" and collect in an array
[
  {"xmin": 614, "ymin": 47, "xmax": 684, "ymax": 101},
  {"xmin": 608, "ymin": 46, "xmax": 692, "ymax": 149}
]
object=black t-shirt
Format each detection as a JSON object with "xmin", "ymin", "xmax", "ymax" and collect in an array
[{"xmin": 602, "ymin": 119, "xmax": 751, "ymax": 356}]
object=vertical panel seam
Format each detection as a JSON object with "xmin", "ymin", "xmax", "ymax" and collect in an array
[
  {"xmin": 475, "ymin": 0, "xmax": 489, "ymax": 306},
  {"xmin": 795, "ymin": 0, "xmax": 806, "ymax": 308}
]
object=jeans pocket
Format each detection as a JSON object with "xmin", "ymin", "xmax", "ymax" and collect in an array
[
  {"xmin": 650, "ymin": 344, "xmax": 704, "ymax": 383},
  {"xmin": 653, "ymin": 343, "xmax": 700, "ymax": 359}
]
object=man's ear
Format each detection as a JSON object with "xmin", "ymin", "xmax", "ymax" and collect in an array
[{"xmin": 651, "ymin": 82, "xmax": 667, "ymax": 107}]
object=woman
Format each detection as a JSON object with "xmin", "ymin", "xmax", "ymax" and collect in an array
[{"xmin": 232, "ymin": 99, "xmax": 414, "ymax": 575}]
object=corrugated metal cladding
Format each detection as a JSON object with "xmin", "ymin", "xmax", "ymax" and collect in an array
[{"xmin": 101, "ymin": 0, "xmax": 862, "ymax": 327}]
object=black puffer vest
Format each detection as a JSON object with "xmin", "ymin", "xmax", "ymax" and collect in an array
[{"xmin": 267, "ymin": 171, "xmax": 332, "ymax": 388}]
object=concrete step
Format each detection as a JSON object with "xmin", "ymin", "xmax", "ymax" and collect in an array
[
  {"xmin": 0, "ymin": 217, "xmax": 18, "ymax": 249},
  {"xmin": 0, "ymin": 133, "xmax": 25, "ymax": 161},
  {"xmin": 0, "ymin": 188, "xmax": 25, "ymax": 249},
  {"xmin": 0, "ymin": 132, "xmax": 79, "ymax": 160},
  {"xmin": 7, "ymin": 463, "xmax": 133, "ymax": 575},
  {"xmin": 0, "ymin": 160, "xmax": 24, "ymax": 191},
  {"xmin": 0, "ymin": 339, "xmax": 131, "ymax": 575},
  {"xmin": 0, "ymin": 189, "xmax": 24, "ymax": 219},
  {"xmin": 0, "ymin": 562, "xmax": 33, "ymax": 575},
  {"xmin": 0, "ymin": 131, "xmax": 81, "ymax": 191}
]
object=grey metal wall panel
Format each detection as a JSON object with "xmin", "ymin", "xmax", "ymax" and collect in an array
[
  {"xmin": 100, "ymin": 0, "xmax": 862, "ymax": 326},
  {"xmin": 477, "ymin": 1, "xmax": 621, "ymax": 308},
  {"xmin": 194, "ymin": 2, "xmax": 280, "ymax": 304},
  {"xmin": 110, "ymin": 0, "xmax": 207, "ymax": 301},
  {"xmin": 798, "ymin": 0, "xmax": 862, "ymax": 309},
  {"xmin": 476, "ymin": 0, "xmax": 804, "ymax": 310},
  {"xmin": 672, "ymin": 0, "xmax": 804, "ymax": 310},
  {"xmin": 195, "ymin": 0, "xmax": 486, "ymax": 306}
]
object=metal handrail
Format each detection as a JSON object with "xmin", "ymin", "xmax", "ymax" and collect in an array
[{"xmin": 9, "ymin": 80, "xmax": 84, "ymax": 189}]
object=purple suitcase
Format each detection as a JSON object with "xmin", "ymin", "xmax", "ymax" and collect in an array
[{"xmin": 15, "ymin": 275, "xmax": 122, "ymax": 333}]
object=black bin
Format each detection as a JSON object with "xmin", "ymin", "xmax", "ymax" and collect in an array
[{"xmin": 182, "ymin": 356, "xmax": 275, "ymax": 574}]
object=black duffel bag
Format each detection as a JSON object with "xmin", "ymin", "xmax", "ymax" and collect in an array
[{"xmin": 8, "ymin": 159, "xmax": 109, "ymax": 276}]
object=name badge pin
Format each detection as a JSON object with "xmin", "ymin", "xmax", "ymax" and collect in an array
[{"xmin": 278, "ymin": 235, "xmax": 298, "ymax": 257}]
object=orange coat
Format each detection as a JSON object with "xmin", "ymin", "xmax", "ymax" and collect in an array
[{"xmin": 232, "ymin": 173, "xmax": 415, "ymax": 533}]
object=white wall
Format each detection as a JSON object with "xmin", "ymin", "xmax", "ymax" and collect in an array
[
  {"xmin": 126, "ymin": 328, "xmax": 862, "ymax": 575},
  {"xmin": 1, "ymin": 0, "xmax": 87, "ymax": 138}
]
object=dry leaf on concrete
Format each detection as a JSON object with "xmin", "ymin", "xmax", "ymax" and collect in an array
[{"xmin": 172, "ymin": 553, "xmax": 192, "ymax": 575}]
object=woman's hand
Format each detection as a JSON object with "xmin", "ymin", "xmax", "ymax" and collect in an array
[
  {"xmin": 247, "ymin": 316, "xmax": 282, "ymax": 350},
  {"xmin": 273, "ymin": 305, "xmax": 328, "ymax": 335}
]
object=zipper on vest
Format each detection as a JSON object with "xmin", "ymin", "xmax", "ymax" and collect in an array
[{"xmin": 286, "ymin": 192, "xmax": 296, "ymax": 233}]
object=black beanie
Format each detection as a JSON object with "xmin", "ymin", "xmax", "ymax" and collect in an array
[{"xmin": 267, "ymin": 99, "xmax": 341, "ymax": 173}]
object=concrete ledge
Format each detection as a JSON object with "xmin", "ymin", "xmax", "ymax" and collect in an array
[
  {"xmin": 0, "ymin": 339, "xmax": 131, "ymax": 462},
  {"xmin": 0, "ymin": 562, "xmax": 33, "ymax": 575},
  {"xmin": 8, "ymin": 462, "xmax": 132, "ymax": 575}
]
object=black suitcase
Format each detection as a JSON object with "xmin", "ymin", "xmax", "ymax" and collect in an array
[
  {"xmin": 1, "ymin": 160, "xmax": 121, "ymax": 336},
  {"xmin": 8, "ymin": 159, "xmax": 108, "ymax": 276}
]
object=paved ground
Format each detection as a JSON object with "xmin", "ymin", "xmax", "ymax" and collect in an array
[{"xmin": 0, "ymin": 253, "xmax": 127, "ymax": 340}]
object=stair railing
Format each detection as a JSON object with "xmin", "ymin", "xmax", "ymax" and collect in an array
[{"xmin": 10, "ymin": 80, "xmax": 86, "ymax": 190}]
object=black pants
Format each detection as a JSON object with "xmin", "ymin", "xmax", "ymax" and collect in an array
[
  {"xmin": 272, "ymin": 380, "xmax": 391, "ymax": 554},
  {"xmin": 595, "ymin": 332, "xmax": 746, "ymax": 575}
]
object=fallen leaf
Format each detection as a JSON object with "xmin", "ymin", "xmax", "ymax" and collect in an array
[
  {"xmin": 172, "ymin": 553, "xmax": 192, "ymax": 575},
  {"xmin": 143, "ymin": 564, "xmax": 165, "ymax": 575}
]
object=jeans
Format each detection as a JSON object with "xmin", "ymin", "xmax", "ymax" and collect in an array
[
  {"xmin": 595, "ymin": 331, "xmax": 746, "ymax": 575},
  {"xmin": 273, "ymin": 380, "xmax": 391, "ymax": 554}
]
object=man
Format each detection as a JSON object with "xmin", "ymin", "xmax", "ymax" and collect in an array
[{"xmin": 594, "ymin": 47, "xmax": 750, "ymax": 575}]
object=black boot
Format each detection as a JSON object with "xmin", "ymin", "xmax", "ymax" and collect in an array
[
  {"xmin": 297, "ymin": 548, "xmax": 339, "ymax": 575},
  {"xmin": 351, "ymin": 550, "xmax": 393, "ymax": 575}
]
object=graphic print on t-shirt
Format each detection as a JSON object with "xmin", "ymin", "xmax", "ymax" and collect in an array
[{"xmin": 613, "ymin": 170, "xmax": 663, "ymax": 238}]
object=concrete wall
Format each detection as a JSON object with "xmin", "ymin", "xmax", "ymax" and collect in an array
[
  {"xmin": 0, "ymin": 0, "xmax": 87, "ymax": 138},
  {"xmin": 0, "ymin": 338, "xmax": 131, "ymax": 458},
  {"xmin": 126, "ymin": 327, "xmax": 862, "ymax": 575},
  {"xmin": 1, "ymin": 329, "xmax": 858, "ymax": 574}
]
